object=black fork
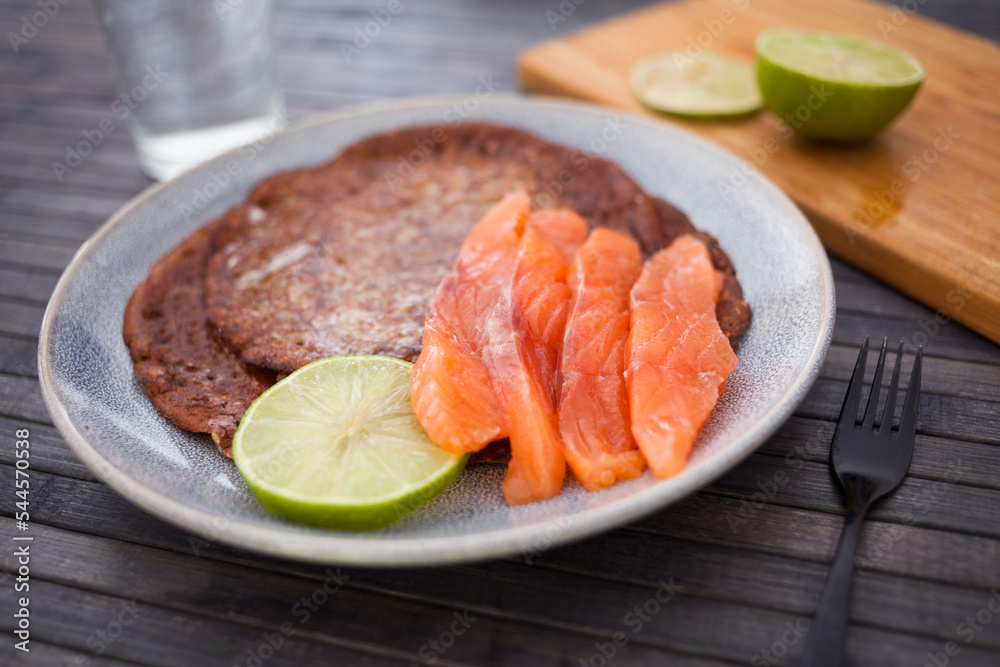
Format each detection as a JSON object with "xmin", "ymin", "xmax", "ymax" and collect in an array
[{"xmin": 799, "ymin": 337, "xmax": 923, "ymax": 666}]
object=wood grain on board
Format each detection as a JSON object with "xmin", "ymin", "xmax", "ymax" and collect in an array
[{"xmin": 518, "ymin": 0, "xmax": 1000, "ymax": 345}]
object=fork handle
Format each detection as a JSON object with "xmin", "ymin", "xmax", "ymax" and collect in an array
[{"xmin": 799, "ymin": 503, "xmax": 867, "ymax": 667}]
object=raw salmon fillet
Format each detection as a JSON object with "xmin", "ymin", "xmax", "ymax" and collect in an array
[
  {"xmin": 487, "ymin": 209, "xmax": 588, "ymax": 505},
  {"xmin": 557, "ymin": 228, "xmax": 645, "ymax": 491},
  {"xmin": 626, "ymin": 234, "xmax": 738, "ymax": 478},
  {"xmin": 410, "ymin": 191, "xmax": 530, "ymax": 453}
]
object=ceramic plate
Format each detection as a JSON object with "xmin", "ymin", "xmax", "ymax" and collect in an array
[{"xmin": 39, "ymin": 96, "xmax": 835, "ymax": 566}]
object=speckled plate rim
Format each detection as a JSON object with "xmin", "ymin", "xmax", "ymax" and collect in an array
[{"xmin": 39, "ymin": 94, "xmax": 835, "ymax": 567}]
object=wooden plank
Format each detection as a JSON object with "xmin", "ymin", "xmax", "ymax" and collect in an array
[
  {"xmin": 0, "ymin": 638, "xmax": 144, "ymax": 667},
  {"xmin": 0, "ymin": 160, "xmax": 150, "ymax": 195},
  {"xmin": 4, "ymin": 462, "xmax": 998, "ymax": 630},
  {"xmin": 0, "ymin": 266, "xmax": 59, "ymax": 302},
  {"xmin": 845, "ymin": 630, "xmax": 1000, "ymax": 667},
  {"xmin": 7, "ymin": 517, "xmax": 1000, "ymax": 664},
  {"xmin": 0, "ymin": 204, "xmax": 114, "ymax": 234},
  {"xmin": 0, "ymin": 238, "xmax": 79, "ymax": 271},
  {"xmin": 0, "ymin": 137, "xmax": 139, "ymax": 164},
  {"xmin": 1, "ymin": 177, "xmax": 138, "ymax": 209},
  {"xmin": 529, "ymin": 530, "xmax": 1000, "ymax": 649},
  {"xmin": 0, "ymin": 193, "xmax": 120, "ymax": 225},
  {"xmin": 0, "ymin": 77, "xmax": 124, "ymax": 104},
  {"xmin": 760, "ymin": 416, "xmax": 1000, "ymax": 492},
  {"xmin": 4, "ymin": 413, "xmax": 998, "ymax": 592},
  {"xmin": 830, "ymin": 255, "xmax": 881, "ymax": 283},
  {"xmin": 0, "ymin": 416, "xmax": 92, "ymax": 479},
  {"xmin": 0, "ymin": 336, "xmax": 37, "ymax": 377},
  {"xmin": 0, "ymin": 2, "xmax": 97, "ymax": 19},
  {"xmin": 0, "ymin": 301, "xmax": 45, "ymax": 338},
  {"xmin": 0, "ymin": 518, "xmax": 742, "ymax": 667},
  {"xmin": 0, "ymin": 73, "xmax": 117, "ymax": 98},
  {"xmin": 0, "ymin": 102, "xmax": 145, "ymax": 134},
  {"xmin": 518, "ymin": 0, "xmax": 1000, "ymax": 346},
  {"xmin": 0, "ymin": 143, "xmax": 141, "ymax": 174},
  {"xmin": 6, "ymin": 427, "xmax": 998, "ymax": 548},
  {"xmin": 635, "ymin": 493, "xmax": 1000, "ymax": 590},
  {"xmin": 798, "ymin": 376, "xmax": 1000, "ymax": 445},
  {"xmin": 0, "ymin": 373, "xmax": 49, "ymax": 422},
  {"xmin": 0, "ymin": 578, "xmax": 416, "ymax": 667},
  {"xmin": 707, "ymin": 455, "xmax": 1000, "ymax": 538},
  {"xmin": 777, "ymin": 260, "xmax": 1000, "ymax": 368},
  {"xmin": 0, "ymin": 118, "xmax": 139, "ymax": 143},
  {"xmin": 819, "ymin": 343, "xmax": 1000, "ymax": 401},
  {"xmin": 837, "ymin": 279, "xmax": 950, "ymax": 320},
  {"xmin": 1, "ymin": 30, "xmax": 107, "ymax": 59},
  {"xmin": 832, "ymin": 310, "xmax": 1000, "ymax": 364}
]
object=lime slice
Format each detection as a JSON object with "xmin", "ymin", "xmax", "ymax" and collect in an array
[
  {"xmin": 756, "ymin": 29, "xmax": 925, "ymax": 142},
  {"xmin": 630, "ymin": 51, "xmax": 763, "ymax": 119},
  {"xmin": 233, "ymin": 355, "xmax": 467, "ymax": 530}
]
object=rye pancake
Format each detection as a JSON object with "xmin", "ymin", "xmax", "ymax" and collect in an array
[
  {"xmin": 204, "ymin": 123, "xmax": 750, "ymax": 374},
  {"xmin": 122, "ymin": 206, "xmax": 276, "ymax": 454}
]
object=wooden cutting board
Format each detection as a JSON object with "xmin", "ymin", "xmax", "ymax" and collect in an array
[{"xmin": 519, "ymin": 0, "xmax": 1000, "ymax": 346}]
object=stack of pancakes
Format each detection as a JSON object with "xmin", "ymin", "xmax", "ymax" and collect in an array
[{"xmin": 123, "ymin": 124, "xmax": 751, "ymax": 455}]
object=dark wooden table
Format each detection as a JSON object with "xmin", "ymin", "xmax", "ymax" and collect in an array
[{"xmin": 2, "ymin": 1, "xmax": 999, "ymax": 665}]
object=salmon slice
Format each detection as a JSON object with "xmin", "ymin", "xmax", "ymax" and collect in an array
[
  {"xmin": 486, "ymin": 209, "xmax": 588, "ymax": 505},
  {"xmin": 557, "ymin": 228, "xmax": 645, "ymax": 491},
  {"xmin": 626, "ymin": 234, "xmax": 738, "ymax": 478},
  {"xmin": 410, "ymin": 191, "xmax": 530, "ymax": 453}
]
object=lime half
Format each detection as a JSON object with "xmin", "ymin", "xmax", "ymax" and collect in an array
[
  {"xmin": 756, "ymin": 29, "xmax": 925, "ymax": 142},
  {"xmin": 630, "ymin": 50, "xmax": 763, "ymax": 119},
  {"xmin": 233, "ymin": 355, "xmax": 467, "ymax": 530}
]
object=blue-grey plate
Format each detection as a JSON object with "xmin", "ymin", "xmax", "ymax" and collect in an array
[{"xmin": 38, "ymin": 96, "xmax": 834, "ymax": 566}]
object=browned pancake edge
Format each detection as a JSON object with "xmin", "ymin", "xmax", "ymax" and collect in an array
[{"xmin": 122, "ymin": 206, "xmax": 277, "ymax": 456}]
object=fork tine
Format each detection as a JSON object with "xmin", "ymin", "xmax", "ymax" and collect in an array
[
  {"xmin": 878, "ymin": 341, "xmax": 905, "ymax": 435},
  {"xmin": 836, "ymin": 336, "xmax": 869, "ymax": 433},
  {"xmin": 897, "ymin": 346, "xmax": 923, "ymax": 438},
  {"xmin": 861, "ymin": 337, "xmax": 888, "ymax": 430}
]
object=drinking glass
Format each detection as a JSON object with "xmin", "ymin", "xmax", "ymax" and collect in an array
[{"xmin": 91, "ymin": 0, "xmax": 285, "ymax": 180}]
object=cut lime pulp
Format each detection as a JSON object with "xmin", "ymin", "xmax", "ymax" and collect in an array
[
  {"xmin": 629, "ymin": 50, "xmax": 763, "ymax": 119},
  {"xmin": 756, "ymin": 29, "xmax": 925, "ymax": 142},
  {"xmin": 233, "ymin": 355, "xmax": 467, "ymax": 530}
]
